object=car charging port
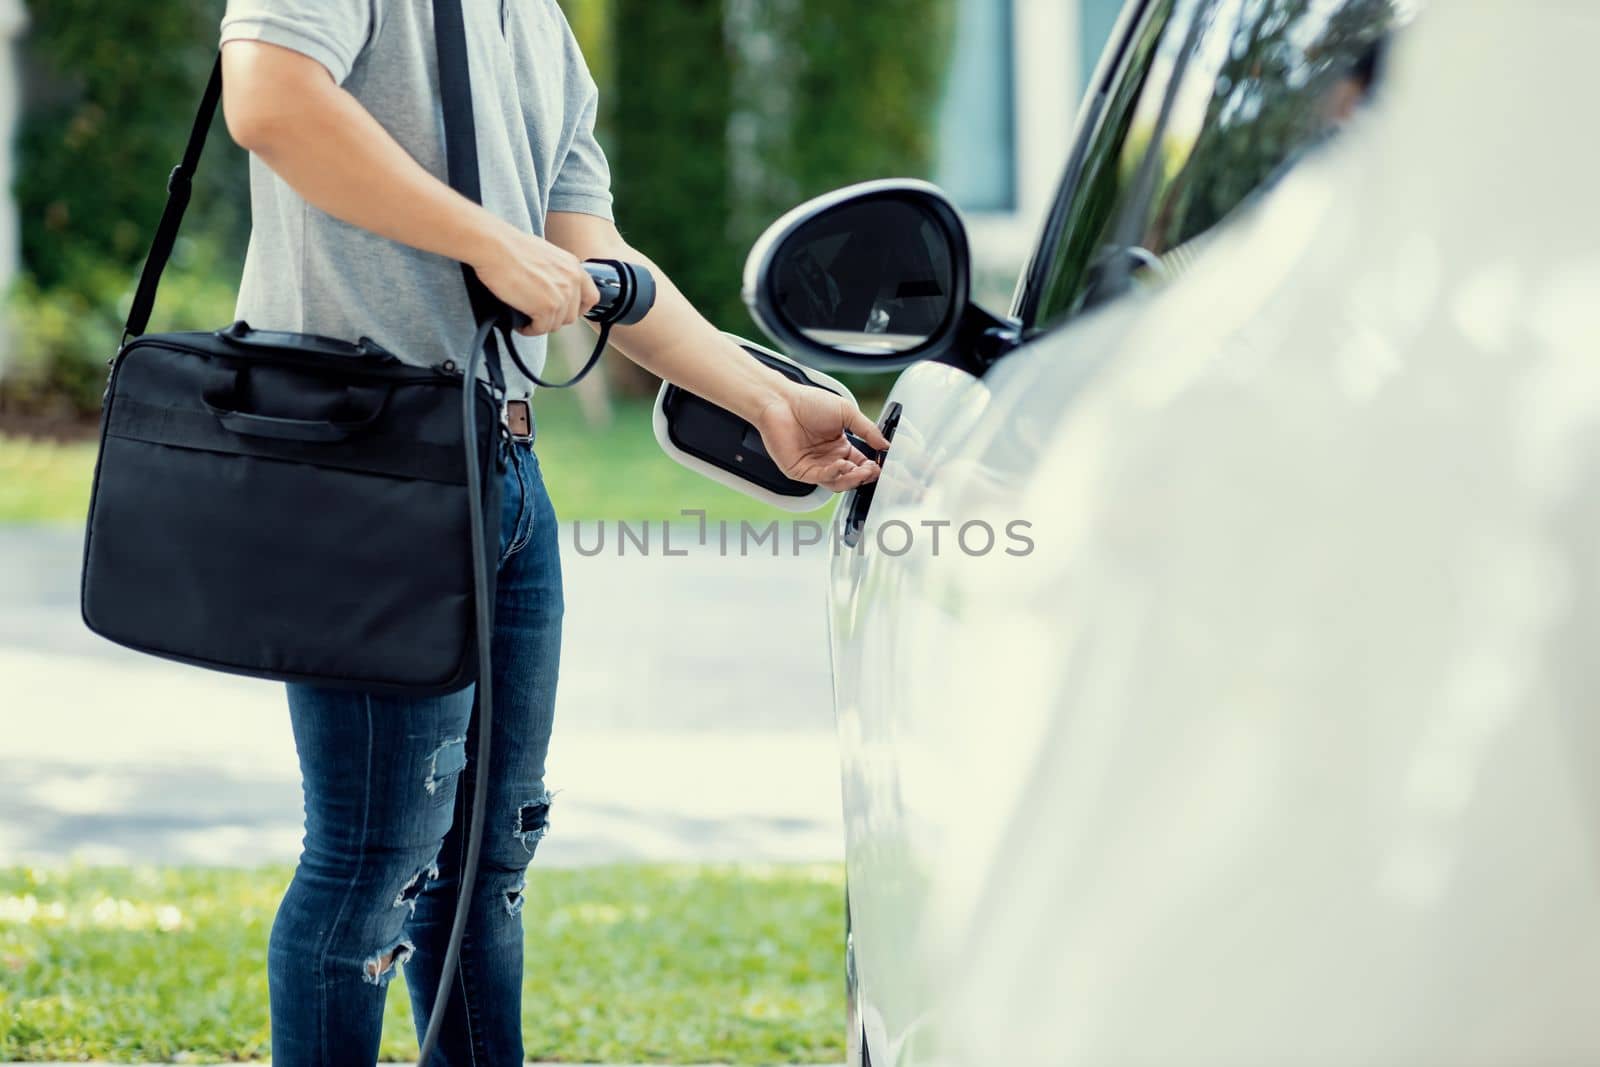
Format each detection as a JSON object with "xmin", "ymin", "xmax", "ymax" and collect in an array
[{"xmin": 840, "ymin": 402, "xmax": 902, "ymax": 549}]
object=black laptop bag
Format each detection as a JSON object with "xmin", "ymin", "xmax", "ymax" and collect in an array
[{"xmin": 80, "ymin": 5, "xmax": 512, "ymax": 697}]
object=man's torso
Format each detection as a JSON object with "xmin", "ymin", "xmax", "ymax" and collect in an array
[{"xmin": 223, "ymin": 0, "xmax": 612, "ymax": 398}]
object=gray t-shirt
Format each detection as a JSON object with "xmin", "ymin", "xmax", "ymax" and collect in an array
[{"xmin": 220, "ymin": 0, "xmax": 614, "ymax": 399}]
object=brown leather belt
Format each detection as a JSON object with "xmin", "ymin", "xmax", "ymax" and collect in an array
[{"xmin": 502, "ymin": 399, "xmax": 533, "ymax": 443}]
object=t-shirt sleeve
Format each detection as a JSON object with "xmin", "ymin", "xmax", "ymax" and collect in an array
[
  {"xmin": 220, "ymin": 0, "xmax": 378, "ymax": 86},
  {"xmin": 547, "ymin": 17, "xmax": 615, "ymax": 220}
]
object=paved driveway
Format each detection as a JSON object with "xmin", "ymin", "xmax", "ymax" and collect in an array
[{"xmin": 0, "ymin": 524, "xmax": 845, "ymax": 868}]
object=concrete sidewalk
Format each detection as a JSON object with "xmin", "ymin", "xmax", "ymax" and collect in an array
[{"xmin": 1, "ymin": 524, "xmax": 846, "ymax": 867}]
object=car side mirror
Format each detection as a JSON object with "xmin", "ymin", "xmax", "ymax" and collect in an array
[{"xmin": 743, "ymin": 180, "xmax": 984, "ymax": 374}]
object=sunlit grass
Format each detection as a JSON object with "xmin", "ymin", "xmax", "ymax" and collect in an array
[
  {"xmin": 0, "ymin": 863, "xmax": 846, "ymax": 1063},
  {"xmin": 532, "ymin": 391, "xmax": 796, "ymax": 524}
]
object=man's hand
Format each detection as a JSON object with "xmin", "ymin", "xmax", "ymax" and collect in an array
[
  {"xmin": 471, "ymin": 229, "xmax": 601, "ymax": 337},
  {"xmin": 755, "ymin": 385, "xmax": 890, "ymax": 492}
]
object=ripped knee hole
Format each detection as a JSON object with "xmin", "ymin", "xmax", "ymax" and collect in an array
[{"xmin": 513, "ymin": 793, "xmax": 553, "ymax": 854}]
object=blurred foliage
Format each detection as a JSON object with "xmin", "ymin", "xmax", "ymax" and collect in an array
[
  {"xmin": 4, "ymin": 0, "xmax": 246, "ymax": 417},
  {"xmin": 15, "ymin": 0, "xmax": 248, "ymax": 289},
  {"xmin": 4, "ymin": 270, "xmax": 123, "ymax": 419},
  {"xmin": 605, "ymin": 0, "xmax": 954, "ymax": 345},
  {"xmin": 558, "ymin": 0, "xmax": 611, "ymax": 114},
  {"xmin": 754, "ymin": 0, "xmax": 955, "ymax": 211},
  {"xmin": 5, "ymin": 242, "xmax": 238, "ymax": 417},
  {"xmin": 609, "ymin": 0, "xmax": 741, "ymax": 338}
]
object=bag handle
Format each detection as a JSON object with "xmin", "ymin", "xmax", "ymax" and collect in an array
[
  {"xmin": 121, "ymin": 30, "xmax": 513, "ymax": 394},
  {"xmin": 205, "ymin": 399, "xmax": 390, "ymax": 443},
  {"xmin": 200, "ymin": 368, "xmax": 391, "ymax": 443}
]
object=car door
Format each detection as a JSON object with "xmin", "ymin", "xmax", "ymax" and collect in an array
[{"xmin": 823, "ymin": 6, "xmax": 1159, "ymax": 1060}]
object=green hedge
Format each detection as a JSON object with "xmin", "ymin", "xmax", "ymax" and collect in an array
[
  {"xmin": 15, "ymin": 0, "xmax": 247, "ymax": 289},
  {"xmin": 5, "ymin": 0, "xmax": 246, "ymax": 417},
  {"xmin": 609, "ymin": 0, "xmax": 740, "ymax": 331}
]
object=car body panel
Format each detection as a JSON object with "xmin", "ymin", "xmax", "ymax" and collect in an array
[{"xmin": 933, "ymin": 5, "xmax": 1600, "ymax": 1063}]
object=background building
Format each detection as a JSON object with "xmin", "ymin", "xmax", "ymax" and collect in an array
[{"xmin": 938, "ymin": 0, "xmax": 1122, "ymax": 300}]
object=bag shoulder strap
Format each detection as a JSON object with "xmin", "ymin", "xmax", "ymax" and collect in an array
[
  {"xmin": 429, "ymin": 0, "xmax": 508, "ymax": 336},
  {"xmin": 124, "ymin": 17, "xmax": 512, "ymax": 393},
  {"xmin": 122, "ymin": 57, "xmax": 222, "ymax": 342}
]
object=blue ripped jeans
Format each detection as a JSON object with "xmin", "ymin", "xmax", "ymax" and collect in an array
[{"xmin": 269, "ymin": 437, "xmax": 562, "ymax": 1066}]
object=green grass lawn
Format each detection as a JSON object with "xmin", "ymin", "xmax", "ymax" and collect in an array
[
  {"xmin": 0, "ymin": 863, "xmax": 845, "ymax": 1063},
  {"xmin": 533, "ymin": 391, "xmax": 796, "ymax": 524},
  {"xmin": 0, "ymin": 390, "xmax": 802, "ymax": 526}
]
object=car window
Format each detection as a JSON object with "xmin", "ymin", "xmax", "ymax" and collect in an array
[{"xmin": 1019, "ymin": 0, "xmax": 1400, "ymax": 335}]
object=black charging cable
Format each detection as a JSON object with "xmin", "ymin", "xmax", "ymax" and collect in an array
[
  {"xmin": 418, "ymin": 259, "xmax": 654, "ymax": 1065},
  {"xmin": 413, "ymin": 313, "xmax": 502, "ymax": 1067}
]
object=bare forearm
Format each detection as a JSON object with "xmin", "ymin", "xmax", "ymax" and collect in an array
[
  {"xmin": 222, "ymin": 41, "xmax": 508, "ymax": 264},
  {"xmin": 545, "ymin": 213, "xmax": 791, "ymax": 422},
  {"xmin": 602, "ymin": 248, "xmax": 792, "ymax": 422}
]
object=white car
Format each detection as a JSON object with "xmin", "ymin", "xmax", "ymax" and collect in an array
[{"xmin": 662, "ymin": 1, "xmax": 1600, "ymax": 1064}]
